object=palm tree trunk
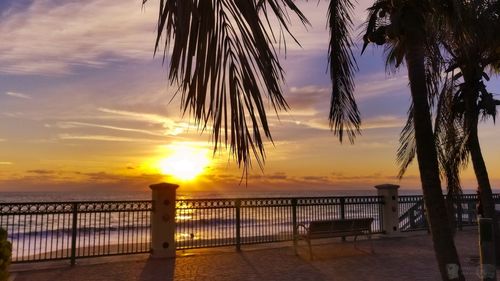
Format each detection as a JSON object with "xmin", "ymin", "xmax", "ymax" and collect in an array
[
  {"xmin": 406, "ymin": 43, "xmax": 465, "ymax": 281},
  {"xmin": 464, "ymin": 102, "xmax": 500, "ymax": 262},
  {"xmin": 446, "ymin": 193, "xmax": 457, "ymax": 236}
]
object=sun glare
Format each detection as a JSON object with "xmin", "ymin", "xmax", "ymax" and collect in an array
[{"xmin": 158, "ymin": 144, "xmax": 210, "ymax": 181}]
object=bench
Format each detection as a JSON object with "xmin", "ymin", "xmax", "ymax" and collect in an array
[{"xmin": 295, "ymin": 218, "xmax": 374, "ymax": 259}]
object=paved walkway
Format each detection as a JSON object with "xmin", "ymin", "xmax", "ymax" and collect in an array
[{"xmin": 10, "ymin": 229, "xmax": 496, "ymax": 281}]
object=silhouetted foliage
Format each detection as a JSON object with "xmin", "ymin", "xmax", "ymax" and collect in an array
[
  {"xmin": 143, "ymin": 0, "xmax": 308, "ymax": 174},
  {"xmin": 0, "ymin": 228, "xmax": 11, "ymax": 281}
]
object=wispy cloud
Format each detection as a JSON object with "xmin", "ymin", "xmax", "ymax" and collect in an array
[
  {"xmin": 356, "ymin": 73, "xmax": 409, "ymax": 101},
  {"xmin": 0, "ymin": 0, "xmax": 158, "ymax": 75},
  {"xmin": 27, "ymin": 169, "xmax": 56, "ymax": 175},
  {"xmin": 0, "ymin": 162, "xmax": 13, "ymax": 165},
  {"xmin": 54, "ymin": 121, "xmax": 165, "ymax": 137},
  {"xmin": 58, "ymin": 133, "xmax": 165, "ymax": 143},
  {"xmin": 278, "ymin": 115, "xmax": 404, "ymax": 133},
  {"xmin": 361, "ymin": 115, "xmax": 405, "ymax": 130},
  {"xmin": 98, "ymin": 107, "xmax": 198, "ymax": 135},
  {"xmin": 287, "ymin": 86, "xmax": 329, "ymax": 114},
  {"xmin": 98, "ymin": 108, "xmax": 172, "ymax": 124},
  {"xmin": 5, "ymin": 91, "xmax": 31, "ymax": 99}
]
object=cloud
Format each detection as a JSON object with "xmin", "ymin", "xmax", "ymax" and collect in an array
[
  {"xmin": 361, "ymin": 115, "xmax": 405, "ymax": 130},
  {"xmin": 97, "ymin": 107, "xmax": 198, "ymax": 135},
  {"xmin": 54, "ymin": 121, "xmax": 166, "ymax": 137},
  {"xmin": 0, "ymin": 0, "xmax": 379, "ymax": 76},
  {"xmin": 287, "ymin": 86, "xmax": 329, "ymax": 114},
  {"xmin": 57, "ymin": 133, "xmax": 165, "ymax": 143},
  {"xmin": 301, "ymin": 175, "xmax": 330, "ymax": 182},
  {"xmin": 5, "ymin": 91, "xmax": 31, "ymax": 99},
  {"xmin": 267, "ymin": 172, "xmax": 288, "ymax": 180},
  {"xmin": 0, "ymin": 169, "xmax": 165, "ymax": 192},
  {"xmin": 273, "ymin": 114, "xmax": 404, "ymax": 134},
  {"xmin": 0, "ymin": 0, "xmax": 159, "ymax": 75},
  {"xmin": 0, "ymin": 162, "xmax": 13, "ymax": 165},
  {"xmin": 27, "ymin": 169, "xmax": 56, "ymax": 175},
  {"xmin": 356, "ymin": 73, "xmax": 409, "ymax": 101},
  {"xmin": 98, "ymin": 107, "xmax": 172, "ymax": 124}
]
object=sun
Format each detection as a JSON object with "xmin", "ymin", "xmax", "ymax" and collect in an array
[{"xmin": 157, "ymin": 144, "xmax": 210, "ymax": 181}]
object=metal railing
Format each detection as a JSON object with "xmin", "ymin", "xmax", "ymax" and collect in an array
[
  {"xmin": 175, "ymin": 196, "xmax": 384, "ymax": 250},
  {"xmin": 5, "ymin": 192, "xmax": 497, "ymax": 263},
  {"xmin": 398, "ymin": 194, "xmax": 500, "ymax": 232},
  {"xmin": 0, "ymin": 196, "xmax": 384, "ymax": 263},
  {"xmin": 0, "ymin": 201, "xmax": 152, "ymax": 264}
]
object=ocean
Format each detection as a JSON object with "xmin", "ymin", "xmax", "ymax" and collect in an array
[{"xmin": 0, "ymin": 188, "xmax": 426, "ymax": 203}]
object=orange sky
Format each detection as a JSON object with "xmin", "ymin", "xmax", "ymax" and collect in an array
[{"xmin": 0, "ymin": 0, "xmax": 499, "ymax": 193}]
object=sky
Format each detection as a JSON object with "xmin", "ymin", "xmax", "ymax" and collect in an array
[{"xmin": 0, "ymin": 0, "xmax": 499, "ymax": 194}]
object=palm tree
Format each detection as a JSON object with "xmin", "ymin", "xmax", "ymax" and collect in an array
[
  {"xmin": 398, "ymin": 73, "xmax": 467, "ymax": 233},
  {"xmin": 440, "ymin": 0, "xmax": 500, "ymax": 260},
  {"xmin": 146, "ymin": 0, "xmax": 464, "ymax": 279},
  {"xmin": 395, "ymin": 0, "xmax": 500, "ymax": 260},
  {"xmin": 360, "ymin": 0, "xmax": 465, "ymax": 279}
]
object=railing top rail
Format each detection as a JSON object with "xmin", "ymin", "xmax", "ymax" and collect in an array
[
  {"xmin": 398, "ymin": 194, "xmax": 496, "ymax": 200},
  {"xmin": 0, "ymin": 200, "xmax": 152, "ymax": 205},
  {"xmin": 176, "ymin": 195, "xmax": 384, "ymax": 202},
  {"xmin": 0, "ymin": 200, "xmax": 153, "ymax": 214}
]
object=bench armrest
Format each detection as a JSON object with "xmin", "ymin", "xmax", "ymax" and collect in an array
[{"xmin": 296, "ymin": 223, "xmax": 309, "ymax": 234}]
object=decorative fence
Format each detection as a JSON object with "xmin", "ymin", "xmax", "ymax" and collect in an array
[
  {"xmin": 1, "ymin": 193, "xmax": 498, "ymax": 264},
  {"xmin": 0, "ymin": 196, "xmax": 383, "ymax": 263},
  {"xmin": 175, "ymin": 196, "xmax": 384, "ymax": 250},
  {"xmin": 398, "ymin": 194, "xmax": 500, "ymax": 232},
  {"xmin": 0, "ymin": 201, "xmax": 152, "ymax": 264}
]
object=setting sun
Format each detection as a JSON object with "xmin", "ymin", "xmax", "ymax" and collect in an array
[{"xmin": 157, "ymin": 144, "xmax": 210, "ymax": 181}]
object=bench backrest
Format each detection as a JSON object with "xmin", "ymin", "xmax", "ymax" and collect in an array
[{"xmin": 308, "ymin": 218, "xmax": 373, "ymax": 234}]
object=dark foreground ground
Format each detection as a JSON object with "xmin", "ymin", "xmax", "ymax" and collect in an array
[{"xmin": 9, "ymin": 229, "xmax": 497, "ymax": 281}]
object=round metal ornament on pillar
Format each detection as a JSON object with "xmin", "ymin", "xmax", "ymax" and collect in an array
[{"xmin": 150, "ymin": 182, "xmax": 178, "ymax": 259}]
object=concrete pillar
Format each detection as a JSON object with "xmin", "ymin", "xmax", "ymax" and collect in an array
[
  {"xmin": 375, "ymin": 184, "xmax": 400, "ymax": 235},
  {"xmin": 150, "ymin": 182, "xmax": 178, "ymax": 258}
]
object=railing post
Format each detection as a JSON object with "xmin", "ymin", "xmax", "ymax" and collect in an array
[
  {"xmin": 70, "ymin": 202, "xmax": 78, "ymax": 266},
  {"xmin": 292, "ymin": 198, "xmax": 298, "ymax": 250},
  {"xmin": 340, "ymin": 197, "xmax": 346, "ymax": 241},
  {"xmin": 149, "ymin": 182, "xmax": 178, "ymax": 259},
  {"xmin": 340, "ymin": 197, "xmax": 346, "ymax": 220},
  {"xmin": 235, "ymin": 199, "xmax": 241, "ymax": 251},
  {"xmin": 375, "ymin": 184, "xmax": 400, "ymax": 235},
  {"xmin": 479, "ymin": 218, "xmax": 496, "ymax": 281}
]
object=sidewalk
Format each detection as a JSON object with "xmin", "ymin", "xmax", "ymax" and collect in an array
[{"xmin": 11, "ymin": 229, "xmax": 493, "ymax": 281}]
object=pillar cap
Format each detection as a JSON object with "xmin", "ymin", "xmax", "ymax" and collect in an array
[
  {"xmin": 375, "ymin": 184, "xmax": 400, "ymax": 190},
  {"xmin": 149, "ymin": 182, "xmax": 179, "ymax": 190}
]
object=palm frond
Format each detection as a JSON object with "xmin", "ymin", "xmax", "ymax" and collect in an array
[
  {"xmin": 328, "ymin": 0, "xmax": 361, "ymax": 143},
  {"xmin": 424, "ymin": 36, "xmax": 444, "ymax": 107},
  {"xmin": 434, "ymin": 74, "xmax": 468, "ymax": 195},
  {"xmin": 146, "ymin": 0, "xmax": 308, "ymax": 171},
  {"xmin": 396, "ymin": 106, "xmax": 416, "ymax": 179}
]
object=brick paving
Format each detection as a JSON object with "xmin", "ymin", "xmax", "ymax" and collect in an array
[{"xmin": 10, "ymin": 229, "xmax": 497, "ymax": 281}]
